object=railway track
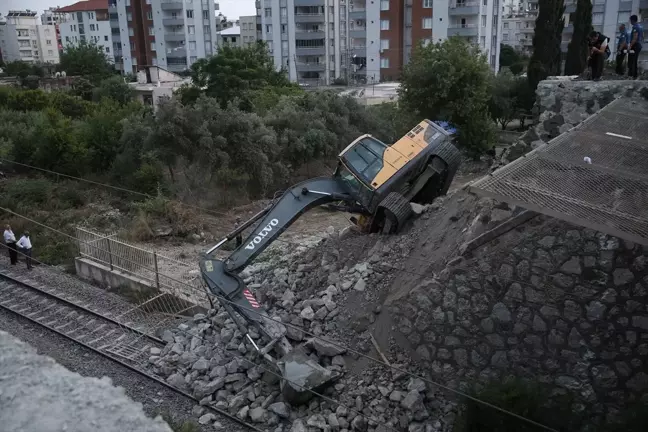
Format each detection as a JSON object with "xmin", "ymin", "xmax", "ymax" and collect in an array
[{"xmin": 0, "ymin": 269, "xmax": 260, "ymax": 432}]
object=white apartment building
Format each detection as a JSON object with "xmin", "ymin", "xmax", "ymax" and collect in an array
[
  {"xmin": 0, "ymin": 10, "xmax": 60, "ymax": 64},
  {"xmin": 58, "ymin": 1, "xmax": 114, "ymax": 62},
  {"xmin": 41, "ymin": 7, "xmax": 67, "ymax": 26},
  {"xmin": 258, "ymin": 0, "xmax": 502, "ymax": 86},
  {"xmin": 240, "ymin": 15, "xmax": 258, "ymax": 47},
  {"xmin": 502, "ymin": 13, "xmax": 535, "ymax": 53}
]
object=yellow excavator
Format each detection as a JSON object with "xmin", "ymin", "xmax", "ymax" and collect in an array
[{"xmin": 200, "ymin": 120, "xmax": 460, "ymax": 403}]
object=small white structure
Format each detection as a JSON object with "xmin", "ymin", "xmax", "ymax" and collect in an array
[
  {"xmin": 130, "ymin": 66, "xmax": 190, "ymax": 111},
  {"xmin": 216, "ymin": 26, "xmax": 241, "ymax": 48}
]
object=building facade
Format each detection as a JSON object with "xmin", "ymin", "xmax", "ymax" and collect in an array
[
  {"xmin": 0, "ymin": 10, "xmax": 60, "ymax": 64},
  {"xmin": 58, "ymin": 0, "xmax": 114, "ymax": 63},
  {"xmin": 257, "ymin": 0, "xmax": 502, "ymax": 86},
  {"xmin": 240, "ymin": 15, "xmax": 258, "ymax": 46},
  {"xmin": 217, "ymin": 26, "xmax": 241, "ymax": 47}
]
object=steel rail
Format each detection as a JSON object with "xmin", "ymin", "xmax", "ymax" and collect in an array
[{"xmin": 0, "ymin": 271, "xmax": 262, "ymax": 432}]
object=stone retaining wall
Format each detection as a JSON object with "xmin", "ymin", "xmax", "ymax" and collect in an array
[
  {"xmin": 495, "ymin": 79, "xmax": 648, "ymax": 166},
  {"xmin": 389, "ymin": 216, "xmax": 648, "ymax": 423}
]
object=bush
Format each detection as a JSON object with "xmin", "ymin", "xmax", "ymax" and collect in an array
[
  {"xmin": 3, "ymin": 178, "xmax": 53, "ymax": 209},
  {"xmin": 509, "ymin": 62, "xmax": 525, "ymax": 75}
]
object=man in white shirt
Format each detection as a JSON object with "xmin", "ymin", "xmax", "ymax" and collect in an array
[
  {"xmin": 16, "ymin": 231, "xmax": 32, "ymax": 270},
  {"xmin": 3, "ymin": 224, "xmax": 17, "ymax": 265}
]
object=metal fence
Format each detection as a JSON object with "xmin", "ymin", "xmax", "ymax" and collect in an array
[{"xmin": 75, "ymin": 227, "xmax": 208, "ymax": 310}]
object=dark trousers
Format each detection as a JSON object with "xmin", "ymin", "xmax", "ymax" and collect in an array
[
  {"xmin": 7, "ymin": 242, "xmax": 17, "ymax": 265},
  {"xmin": 24, "ymin": 248, "xmax": 32, "ymax": 269},
  {"xmin": 590, "ymin": 52, "xmax": 604, "ymax": 79},
  {"xmin": 615, "ymin": 52, "xmax": 626, "ymax": 75},
  {"xmin": 236, "ymin": 235, "xmax": 242, "ymax": 248},
  {"xmin": 628, "ymin": 45, "xmax": 642, "ymax": 78}
]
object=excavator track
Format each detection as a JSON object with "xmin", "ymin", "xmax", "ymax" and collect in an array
[{"xmin": 379, "ymin": 192, "xmax": 412, "ymax": 234}]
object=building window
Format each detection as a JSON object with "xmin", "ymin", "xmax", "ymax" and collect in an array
[
  {"xmin": 516, "ymin": 21, "xmax": 521, "ymax": 28},
  {"xmin": 480, "ymin": 35, "xmax": 485, "ymax": 46},
  {"xmin": 380, "ymin": 20, "xmax": 390, "ymax": 30},
  {"xmin": 66, "ymin": 36, "xmax": 70, "ymax": 42},
  {"xmin": 503, "ymin": 33, "xmax": 508, "ymax": 40},
  {"xmin": 423, "ymin": 0, "xmax": 432, "ymax": 7},
  {"xmin": 202, "ymin": 10, "xmax": 209, "ymax": 19},
  {"xmin": 266, "ymin": 24, "xmax": 273, "ymax": 33},
  {"xmin": 189, "ymin": 41, "xmax": 196, "ymax": 50},
  {"xmin": 482, "ymin": 15, "xmax": 487, "ymax": 27},
  {"xmin": 130, "ymin": 41, "xmax": 135, "ymax": 50},
  {"xmin": 381, "ymin": 0, "xmax": 389, "ymax": 10},
  {"xmin": 127, "ymin": 12, "xmax": 132, "ymax": 21},
  {"xmin": 282, "ymin": 40, "xmax": 288, "ymax": 51},
  {"xmin": 46, "ymin": 39, "xmax": 52, "ymax": 45},
  {"xmin": 188, "ymin": 25, "xmax": 195, "ymax": 34},
  {"xmin": 483, "ymin": 0, "xmax": 487, "ymax": 5},
  {"xmin": 380, "ymin": 57, "xmax": 389, "ymax": 68},
  {"xmin": 592, "ymin": 13, "xmax": 603, "ymax": 24},
  {"xmin": 503, "ymin": 22, "xmax": 508, "ymax": 29},
  {"xmin": 186, "ymin": 9, "xmax": 194, "ymax": 18},
  {"xmin": 90, "ymin": 24, "xmax": 96, "ymax": 31},
  {"xmin": 105, "ymin": 35, "xmax": 109, "ymax": 41},
  {"xmin": 147, "ymin": 11, "xmax": 153, "ymax": 20},
  {"xmin": 205, "ymin": 41, "xmax": 212, "ymax": 51},
  {"xmin": 129, "ymin": 27, "xmax": 134, "ymax": 36},
  {"xmin": 48, "ymin": 49, "xmax": 54, "ymax": 55},
  {"xmin": 204, "ymin": 25, "xmax": 210, "ymax": 34},
  {"xmin": 265, "ymin": 8, "xmax": 272, "ymax": 17},
  {"xmin": 106, "ymin": 46, "xmax": 111, "ymax": 53},
  {"xmin": 281, "ymin": 24, "xmax": 287, "ymax": 34},
  {"xmin": 380, "ymin": 39, "xmax": 389, "ymax": 49},
  {"xmin": 149, "ymin": 26, "xmax": 154, "ymax": 35},
  {"xmin": 423, "ymin": 17, "xmax": 433, "ymax": 29}
]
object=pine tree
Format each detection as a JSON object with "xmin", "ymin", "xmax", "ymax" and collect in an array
[
  {"xmin": 564, "ymin": 0, "xmax": 593, "ymax": 75},
  {"xmin": 528, "ymin": 0, "xmax": 566, "ymax": 90}
]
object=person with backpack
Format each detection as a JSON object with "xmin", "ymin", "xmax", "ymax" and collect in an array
[
  {"xmin": 628, "ymin": 15, "xmax": 644, "ymax": 79},
  {"xmin": 588, "ymin": 30, "xmax": 611, "ymax": 80}
]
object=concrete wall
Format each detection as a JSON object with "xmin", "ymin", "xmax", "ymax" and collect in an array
[
  {"xmin": 0, "ymin": 331, "xmax": 173, "ymax": 432},
  {"xmin": 75, "ymin": 257, "xmax": 158, "ymax": 298}
]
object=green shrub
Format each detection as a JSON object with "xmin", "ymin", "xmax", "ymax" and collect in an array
[
  {"xmin": 7, "ymin": 89, "xmax": 50, "ymax": 111},
  {"xmin": 3, "ymin": 178, "xmax": 53, "ymax": 209}
]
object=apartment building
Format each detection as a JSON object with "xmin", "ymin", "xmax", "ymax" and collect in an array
[
  {"xmin": 0, "ymin": 10, "xmax": 61, "ymax": 64},
  {"xmin": 217, "ymin": 26, "xmax": 241, "ymax": 47},
  {"xmin": 502, "ymin": 12, "xmax": 535, "ymax": 53},
  {"xmin": 240, "ymin": 15, "xmax": 258, "ymax": 46},
  {"xmin": 58, "ymin": 0, "xmax": 114, "ymax": 61},
  {"xmin": 258, "ymin": 0, "xmax": 501, "ymax": 86},
  {"xmin": 41, "ymin": 7, "xmax": 67, "ymax": 25}
]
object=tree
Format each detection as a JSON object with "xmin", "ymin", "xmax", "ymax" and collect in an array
[
  {"xmin": 93, "ymin": 76, "xmax": 135, "ymax": 105},
  {"xmin": 59, "ymin": 41, "xmax": 114, "ymax": 84},
  {"xmin": 499, "ymin": 44, "xmax": 521, "ymax": 68},
  {"xmin": 399, "ymin": 37, "xmax": 495, "ymax": 154},
  {"xmin": 564, "ymin": 0, "xmax": 593, "ymax": 75},
  {"xmin": 527, "ymin": 0, "xmax": 565, "ymax": 90},
  {"xmin": 489, "ymin": 71, "xmax": 521, "ymax": 129},
  {"xmin": 190, "ymin": 42, "xmax": 295, "ymax": 106}
]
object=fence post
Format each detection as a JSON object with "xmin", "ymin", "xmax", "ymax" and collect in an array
[
  {"xmin": 153, "ymin": 251, "xmax": 160, "ymax": 291},
  {"xmin": 106, "ymin": 238, "xmax": 113, "ymax": 271}
]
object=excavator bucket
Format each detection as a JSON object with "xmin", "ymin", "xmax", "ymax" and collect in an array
[{"xmin": 200, "ymin": 257, "xmax": 339, "ymax": 404}]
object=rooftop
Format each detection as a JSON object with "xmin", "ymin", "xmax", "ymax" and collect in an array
[
  {"xmin": 218, "ymin": 25, "xmax": 241, "ymax": 36},
  {"xmin": 56, "ymin": 0, "xmax": 109, "ymax": 13}
]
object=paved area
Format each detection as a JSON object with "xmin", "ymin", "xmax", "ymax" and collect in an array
[{"xmin": 0, "ymin": 330, "xmax": 173, "ymax": 432}]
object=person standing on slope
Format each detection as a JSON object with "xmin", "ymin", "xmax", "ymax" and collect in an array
[
  {"xmin": 3, "ymin": 224, "xmax": 17, "ymax": 265},
  {"xmin": 628, "ymin": 15, "xmax": 644, "ymax": 79},
  {"xmin": 16, "ymin": 231, "xmax": 33, "ymax": 270}
]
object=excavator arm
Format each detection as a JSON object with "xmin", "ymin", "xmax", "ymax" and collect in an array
[{"xmin": 200, "ymin": 176, "xmax": 353, "ymax": 340}]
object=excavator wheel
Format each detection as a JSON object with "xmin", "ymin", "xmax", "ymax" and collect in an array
[{"xmin": 378, "ymin": 192, "xmax": 412, "ymax": 234}]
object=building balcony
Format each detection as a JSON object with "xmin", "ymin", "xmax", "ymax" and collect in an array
[
  {"xmin": 449, "ymin": 1, "xmax": 479, "ymax": 15},
  {"xmin": 349, "ymin": 28, "xmax": 366, "ymax": 38},
  {"xmin": 295, "ymin": 30, "xmax": 325, "ymax": 39},
  {"xmin": 521, "ymin": 26, "xmax": 534, "ymax": 33},
  {"xmin": 167, "ymin": 47, "xmax": 187, "ymax": 57},
  {"xmin": 350, "ymin": 46, "xmax": 366, "ymax": 56},
  {"xmin": 349, "ymin": 9, "xmax": 366, "ymax": 20},
  {"xmin": 296, "ymin": 62, "xmax": 326, "ymax": 71},
  {"xmin": 294, "ymin": 0, "xmax": 326, "ymax": 5},
  {"xmin": 165, "ymin": 32, "xmax": 186, "ymax": 41},
  {"xmin": 161, "ymin": 1, "xmax": 183, "ymax": 10},
  {"xmin": 295, "ymin": 46, "xmax": 326, "ymax": 55},
  {"xmin": 447, "ymin": 24, "xmax": 478, "ymax": 36},
  {"xmin": 163, "ymin": 18, "xmax": 185, "ymax": 26},
  {"xmin": 619, "ymin": 0, "xmax": 632, "ymax": 11},
  {"xmin": 294, "ymin": 13, "xmax": 325, "ymax": 23}
]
